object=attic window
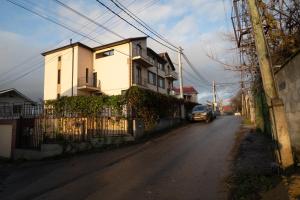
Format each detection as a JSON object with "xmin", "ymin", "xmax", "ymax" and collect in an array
[{"xmin": 96, "ymin": 49, "xmax": 114, "ymax": 59}]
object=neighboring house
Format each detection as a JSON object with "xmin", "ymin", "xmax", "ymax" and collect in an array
[
  {"xmin": 222, "ymin": 105, "xmax": 234, "ymax": 114},
  {"xmin": 173, "ymin": 86, "xmax": 198, "ymax": 103},
  {"xmin": 42, "ymin": 37, "xmax": 178, "ymax": 100},
  {"xmin": 0, "ymin": 88, "xmax": 37, "ymax": 118}
]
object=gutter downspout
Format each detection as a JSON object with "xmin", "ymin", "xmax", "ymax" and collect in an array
[
  {"xmin": 71, "ymin": 39, "xmax": 74, "ymax": 96},
  {"xmin": 129, "ymin": 42, "xmax": 132, "ymax": 87},
  {"xmin": 156, "ymin": 60, "xmax": 159, "ymax": 92}
]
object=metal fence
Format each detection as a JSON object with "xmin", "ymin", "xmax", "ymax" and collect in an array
[
  {"xmin": 15, "ymin": 115, "xmax": 132, "ymax": 150},
  {"xmin": 40, "ymin": 115, "xmax": 131, "ymax": 142},
  {"xmin": 0, "ymin": 103, "xmax": 43, "ymax": 119},
  {"xmin": 0, "ymin": 103, "xmax": 132, "ymax": 149}
]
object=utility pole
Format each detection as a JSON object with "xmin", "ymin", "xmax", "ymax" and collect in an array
[
  {"xmin": 212, "ymin": 80, "xmax": 217, "ymax": 111},
  {"xmin": 178, "ymin": 47, "xmax": 185, "ymax": 119},
  {"xmin": 178, "ymin": 47, "xmax": 183, "ymax": 99},
  {"xmin": 71, "ymin": 39, "xmax": 74, "ymax": 97},
  {"xmin": 247, "ymin": 0, "xmax": 294, "ymax": 169},
  {"xmin": 241, "ymin": 70, "xmax": 244, "ymax": 116}
]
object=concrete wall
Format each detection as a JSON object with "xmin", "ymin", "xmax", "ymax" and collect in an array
[
  {"xmin": 275, "ymin": 51, "xmax": 300, "ymax": 160},
  {"xmin": 0, "ymin": 124, "xmax": 13, "ymax": 158},
  {"xmin": 14, "ymin": 136, "xmax": 135, "ymax": 160},
  {"xmin": 133, "ymin": 117, "xmax": 182, "ymax": 139}
]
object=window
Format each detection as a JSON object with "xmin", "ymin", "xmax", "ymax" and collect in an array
[
  {"xmin": 149, "ymin": 56, "xmax": 154, "ymax": 64},
  {"xmin": 13, "ymin": 105, "xmax": 22, "ymax": 114},
  {"xmin": 192, "ymin": 105, "xmax": 206, "ymax": 112},
  {"xmin": 148, "ymin": 71, "xmax": 156, "ymax": 85},
  {"xmin": 57, "ymin": 69, "xmax": 61, "ymax": 84},
  {"xmin": 158, "ymin": 63, "xmax": 165, "ymax": 71},
  {"xmin": 136, "ymin": 44, "xmax": 142, "ymax": 56},
  {"xmin": 158, "ymin": 76, "xmax": 165, "ymax": 88},
  {"xmin": 136, "ymin": 67, "xmax": 142, "ymax": 84},
  {"xmin": 57, "ymin": 93, "xmax": 60, "ymax": 99},
  {"xmin": 58, "ymin": 56, "xmax": 61, "ymax": 62},
  {"xmin": 86, "ymin": 68, "xmax": 89, "ymax": 83},
  {"xmin": 93, "ymin": 72, "xmax": 97, "ymax": 87},
  {"xmin": 95, "ymin": 49, "xmax": 114, "ymax": 59}
]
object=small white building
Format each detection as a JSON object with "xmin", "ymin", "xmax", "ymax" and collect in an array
[
  {"xmin": 173, "ymin": 86, "xmax": 199, "ymax": 103},
  {"xmin": 0, "ymin": 88, "xmax": 37, "ymax": 118}
]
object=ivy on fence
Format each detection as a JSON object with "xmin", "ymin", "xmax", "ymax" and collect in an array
[
  {"xmin": 45, "ymin": 86, "xmax": 198, "ymax": 129},
  {"xmin": 125, "ymin": 86, "xmax": 183, "ymax": 129},
  {"xmin": 45, "ymin": 95, "xmax": 124, "ymax": 116}
]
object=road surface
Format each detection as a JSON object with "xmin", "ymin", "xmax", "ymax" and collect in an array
[{"xmin": 0, "ymin": 116, "xmax": 241, "ymax": 200}]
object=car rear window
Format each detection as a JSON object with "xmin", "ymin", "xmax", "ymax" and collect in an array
[{"xmin": 192, "ymin": 106, "xmax": 206, "ymax": 112}]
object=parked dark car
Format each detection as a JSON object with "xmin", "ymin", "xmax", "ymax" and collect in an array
[{"xmin": 188, "ymin": 105, "xmax": 214, "ymax": 123}]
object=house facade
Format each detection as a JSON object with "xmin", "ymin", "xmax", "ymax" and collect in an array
[
  {"xmin": 173, "ymin": 86, "xmax": 198, "ymax": 103},
  {"xmin": 0, "ymin": 88, "xmax": 37, "ymax": 118},
  {"xmin": 42, "ymin": 37, "xmax": 178, "ymax": 100}
]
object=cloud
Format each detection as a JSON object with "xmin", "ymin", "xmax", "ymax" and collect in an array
[
  {"xmin": 0, "ymin": 0, "xmax": 240, "ymax": 103},
  {"xmin": 0, "ymin": 30, "xmax": 44, "ymax": 101}
]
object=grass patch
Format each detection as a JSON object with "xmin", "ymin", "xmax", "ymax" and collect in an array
[
  {"xmin": 242, "ymin": 118, "xmax": 253, "ymax": 126},
  {"xmin": 229, "ymin": 173, "xmax": 281, "ymax": 199},
  {"xmin": 227, "ymin": 126, "xmax": 282, "ymax": 199}
]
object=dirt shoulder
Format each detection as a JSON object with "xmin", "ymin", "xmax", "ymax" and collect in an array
[{"xmin": 227, "ymin": 123, "xmax": 290, "ymax": 200}]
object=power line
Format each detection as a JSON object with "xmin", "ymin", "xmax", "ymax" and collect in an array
[
  {"xmin": 52, "ymin": 0, "xmax": 125, "ymax": 40},
  {"xmin": 182, "ymin": 53, "xmax": 211, "ymax": 85},
  {"xmin": 110, "ymin": 0, "xmax": 178, "ymax": 50},
  {"xmin": 182, "ymin": 68, "xmax": 211, "ymax": 89},
  {"xmin": 0, "ymin": 0, "xmax": 142, "ymax": 83},
  {"xmin": 0, "ymin": 48, "xmax": 73, "ymax": 86},
  {"xmin": 95, "ymin": 0, "xmax": 179, "ymax": 52},
  {"xmin": 80, "ymin": 0, "xmax": 157, "ymax": 44},
  {"xmin": 2, "ymin": 0, "xmax": 156, "ymax": 85},
  {"xmin": 5, "ymin": 0, "xmax": 134, "ymax": 58}
]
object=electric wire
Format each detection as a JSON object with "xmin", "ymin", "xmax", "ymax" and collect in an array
[
  {"xmin": 1, "ymin": 0, "xmax": 158, "ymax": 85},
  {"xmin": 52, "ymin": 0, "xmax": 125, "ymax": 40},
  {"xmin": 182, "ymin": 53, "xmax": 211, "ymax": 85},
  {"xmin": 95, "ymin": 0, "xmax": 179, "ymax": 52},
  {"xmin": 110, "ymin": 0, "xmax": 179, "ymax": 50}
]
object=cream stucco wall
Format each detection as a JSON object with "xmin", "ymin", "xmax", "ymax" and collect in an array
[
  {"xmin": 44, "ymin": 46, "xmax": 80, "ymax": 100},
  {"xmin": 44, "ymin": 39, "xmax": 176, "ymax": 98},
  {"xmin": 93, "ymin": 43, "xmax": 131, "ymax": 95},
  {"xmin": 77, "ymin": 46, "xmax": 94, "ymax": 96}
]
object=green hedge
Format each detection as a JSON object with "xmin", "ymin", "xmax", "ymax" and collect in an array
[
  {"xmin": 125, "ymin": 86, "xmax": 182, "ymax": 129},
  {"xmin": 45, "ymin": 86, "xmax": 199, "ymax": 129},
  {"xmin": 45, "ymin": 95, "xmax": 124, "ymax": 116}
]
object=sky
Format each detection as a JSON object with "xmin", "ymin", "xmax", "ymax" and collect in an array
[{"xmin": 0, "ymin": 0, "xmax": 241, "ymax": 103}]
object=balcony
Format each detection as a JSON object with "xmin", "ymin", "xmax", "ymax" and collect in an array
[
  {"xmin": 133, "ymin": 77, "xmax": 148, "ymax": 88},
  {"xmin": 77, "ymin": 76, "xmax": 101, "ymax": 92},
  {"xmin": 132, "ymin": 47, "xmax": 153, "ymax": 67},
  {"xmin": 165, "ymin": 71, "xmax": 178, "ymax": 80}
]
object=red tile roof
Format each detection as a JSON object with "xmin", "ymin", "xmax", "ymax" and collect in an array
[{"xmin": 173, "ymin": 86, "xmax": 198, "ymax": 95}]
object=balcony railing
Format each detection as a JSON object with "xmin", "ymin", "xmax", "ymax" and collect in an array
[
  {"xmin": 165, "ymin": 71, "xmax": 178, "ymax": 80},
  {"xmin": 134, "ymin": 77, "xmax": 148, "ymax": 88},
  {"xmin": 78, "ymin": 76, "xmax": 101, "ymax": 92},
  {"xmin": 132, "ymin": 47, "xmax": 153, "ymax": 67}
]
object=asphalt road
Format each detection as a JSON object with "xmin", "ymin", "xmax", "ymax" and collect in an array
[{"xmin": 0, "ymin": 116, "xmax": 241, "ymax": 200}]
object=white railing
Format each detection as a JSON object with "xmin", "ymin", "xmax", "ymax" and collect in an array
[
  {"xmin": 78, "ymin": 76, "xmax": 100, "ymax": 88},
  {"xmin": 165, "ymin": 71, "xmax": 178, "ymax": 79}
]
